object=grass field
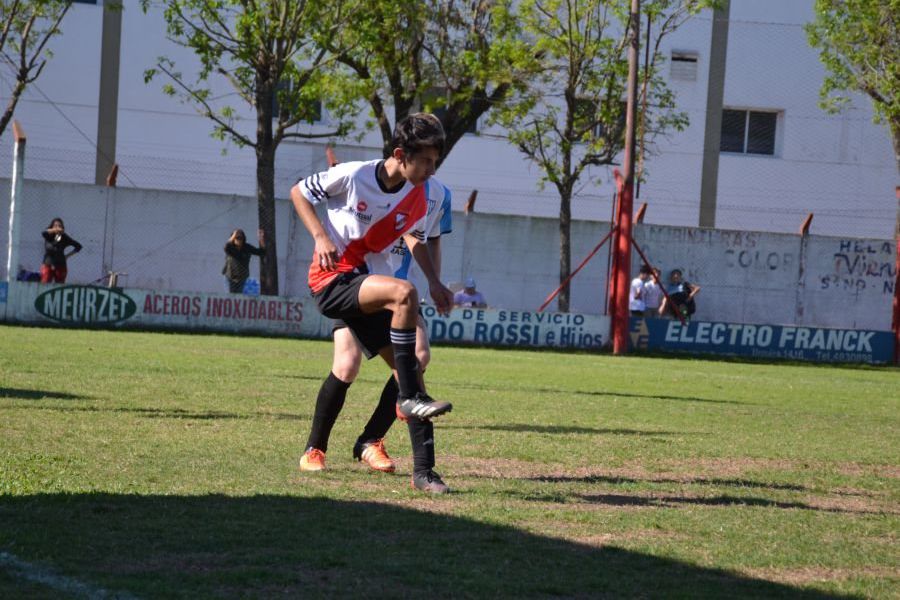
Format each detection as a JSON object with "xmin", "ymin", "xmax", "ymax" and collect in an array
[{"xmin": 0, "ymin": 324, "xmax": 898, "ymax": 598}]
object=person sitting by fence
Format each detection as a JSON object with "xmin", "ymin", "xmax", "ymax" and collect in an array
[
  {"xmin": 453, "ymin": 277, "xmax": 487, "ymax": 308},
  {"xmin": 223, "ymin": 228, "xmax": 265, "ymax": 293},
  {"xmin": 41, "ymin": 217, "xmax": 82, "ymax": 284},
  {"xmin": 659, "ymin": 268, "xmax": 700, "ymax": 321}
]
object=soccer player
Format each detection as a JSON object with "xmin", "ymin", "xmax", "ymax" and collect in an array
[
  {"xmin": 326, "ymin": 177, "xmax": 452, "ymax": 477},
  {"xmin": 291, "ymin": 113, "xmax": 455, "ymax": 493}
]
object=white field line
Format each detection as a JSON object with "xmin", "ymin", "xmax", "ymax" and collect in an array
[{"xmin": 0, "ymin": 551, "xmax": 138, "ymax": 599}]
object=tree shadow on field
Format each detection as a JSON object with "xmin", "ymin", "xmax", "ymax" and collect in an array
[
  {"xmin": 530, "ymin": 474, "xmax": 808, "ymax": 492},
  {"xmin": 0, "ymin": 387, "xmax": 86, "ymax": 400},
  {"xmin": 446, "ymin": 381, "xmax": 748, "ymax": 405},
  {"xmin": 0, "ymin": 404, "xmax": 306, "ymax": 422},
  {"xmin": 0, "ymin": 494, "xmax": 855, "ymax": 598},
  {"xmin": 509, "ymin": 492, "xmax": 880, "ymax": 516},
  {"xmin": 444, "ymin": 423, "xmax": 677, "ymax": 436}
]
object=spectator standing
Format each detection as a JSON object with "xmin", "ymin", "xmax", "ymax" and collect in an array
[
  {"xmin": 223, "ymin": 228, "xmax": 265, "ymax": 293},
  {"xmin": 628, "ymin": 265, "xmax": 651, "ymax": 316},
  {"xmin": 41, "ymin": 218, "xmax": 82, "ymax": 284},
  {"xmin": 643, "ymin": 267, "xmax": 663, "ymax": 317},
  {"xmin": 453, "ymin": 277, "xmax": 487, "ymax": 308}
]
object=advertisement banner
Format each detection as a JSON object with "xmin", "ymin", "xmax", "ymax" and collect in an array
[
  {"xmin": 422, "ymin": 305, "xmax": 609, "ymax": 350},
  {"xmin": 3, "ymin": 282, "xmax": 608, "ymax": 351},
  {"xmin": 630, "ymin": 317, "xmax": 894, "ymax": 364},
  {"xmin": 4, "ymin": 281, "xmax": 332, "ymax": 339}
]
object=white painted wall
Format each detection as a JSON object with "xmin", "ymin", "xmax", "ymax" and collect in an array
[
  {"xmin": 2, "ymin": 179, "xmax": 892, "ymax": 330},
  {"xmin": 0, "ymin": 0, "xmax": 893, "ymax": 241}
]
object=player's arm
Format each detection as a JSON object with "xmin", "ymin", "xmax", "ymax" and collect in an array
[
  {"xmin": 291, "ymin": 184, "xmax": 338, "ymax": 271},
  {"xmin": 687, "ymin": 283, "xmax": 701, "ymax": 298},
  {"xmin": 403, "ymin": 232, "xmax": 453, "ymax": 315},
  {"xmin": 427, "ymin": 236, "xmax": 442, "ymax": 279}
]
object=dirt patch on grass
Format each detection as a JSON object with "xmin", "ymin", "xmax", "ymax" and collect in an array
[{"xmin": 739, "ymin": 566, "xmax": 900, "ymax": 586}]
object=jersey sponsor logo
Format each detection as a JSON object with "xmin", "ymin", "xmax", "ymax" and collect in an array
[
  {"xmin": 390, "ymin": 239, "xmax": 408, "ymax": 256},
  {"xmin": 353, "ymin": 201, "xmax": 373, "ymax": 223},
  {"xmin": 395, "ymin": 213, "xmax": 408, "ymax": 231}
]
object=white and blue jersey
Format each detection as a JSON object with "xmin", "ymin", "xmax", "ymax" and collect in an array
[{"xmin": 390, "ymin": 178, "xmax": 452, "ymax": 281}]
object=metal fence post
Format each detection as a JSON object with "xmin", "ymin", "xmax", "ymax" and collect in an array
[{"xmin": 6, "ymin": 121, "xmax": 26, "ymax": 282}]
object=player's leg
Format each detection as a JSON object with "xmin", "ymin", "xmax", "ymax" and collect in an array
[
  {"xmin": 415, "ymin": 312, "xmax": 431, "ymax": 371},
  {"xmin": 357, "ymin": 311, "xmax": 430, "ymax": 451},
  {"xmin": 375, "ymin": 345, "xmax": 449, "ymax": 493},
  {"xmin": 299, "ymin": 325, "xmax": 362, "ymax": 472},
  {"xmin": 358, "ymin": 276, "xmax": 451, "ymax": 420},
  {"xmin": 336, "ymin": 317, "xmax": 398, "ymax": 473}
]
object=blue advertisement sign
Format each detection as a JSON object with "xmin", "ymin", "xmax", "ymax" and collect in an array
[
  {"xmin": 422, "ymin": 306, "xmax": 608, "ymax": 350},
  {"xmin": 630, "ymin": 317, "xmax": 894, "ymax": 364}
]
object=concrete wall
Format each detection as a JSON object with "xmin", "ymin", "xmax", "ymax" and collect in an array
[
  {"xmin": 0, "ymin": 1, "xmax": 894, "ymax": 240},
  {"xmin": 3, "ymin": 179, "xmax": 893, "ymax": 331}
]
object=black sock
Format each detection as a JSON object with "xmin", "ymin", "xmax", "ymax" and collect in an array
[
  {"xmin": 305, "ymin": 372, "xmax": 350, "ymax": 452},
  {"xmin": 358, "ymin": 376, "xmax": 399, "ymax": 444},
  {"xmin": 390, "ymin": 327, "xmax": 420, "ymax": 398},
  {"xmin": 407, "ymin": 418, "xmax": 435, "ymax": 474}
]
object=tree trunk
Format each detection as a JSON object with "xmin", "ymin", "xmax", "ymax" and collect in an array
[
  {"xmin": 256, "ymin": 83, "xmax": 279, "ymax": 296},
  {"xmin": 0, "ymin": 79, "xmax": 26, "ymax": 140},
  {"xmin": 255, "ymin": 145, "xmax": 279, "ymax": 296},
  {"xmin": 558, "ymin": 189, "xmax": 572, "ymax": 312}
]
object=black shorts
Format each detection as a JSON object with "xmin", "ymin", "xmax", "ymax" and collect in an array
[{"xmin": 314, "ymin": 272, "xmax": 391, "ymax": 359}]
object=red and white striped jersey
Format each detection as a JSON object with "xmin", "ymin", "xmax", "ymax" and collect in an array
[{"xmin": 295, "ymin": 159, "xmax": 427, "ymax": 293}]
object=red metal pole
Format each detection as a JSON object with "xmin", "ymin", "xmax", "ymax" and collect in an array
[
  {"xmin": 612, "ymin": 0, "xmax": 641, "ymax": 354},
  {"xmin": 612, "ymin": 177, "xmax": 635, "ymax": 353}
]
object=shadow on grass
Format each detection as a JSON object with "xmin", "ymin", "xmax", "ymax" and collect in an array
[
  {"xmin": 445, "ymin": 423, "xmax": 678, "ymax": 436},
  {"xmin": 440, "ymin": 380, "xmax": 747, "ymax": 405},
  {"xmin": 530, "ymin": 474, "xmax": 807, "ymax": 492},
  {"xmin": 0, "ymin": 387, "xmax": 87, "ymax": 401},
  {"xmin": 573, "ymin": 493, "xmax": 879, "ymax": 515},
  {"xmin": 0, "ymin": 404, "xmax": 306, "ymax": 421},
  {"xmin": 282, "ymin": 369, "xmax": 746, "ymax": 406},
  {"xmin": 0, "ymin": 493, "xmax": 852, "ymax": 598}
]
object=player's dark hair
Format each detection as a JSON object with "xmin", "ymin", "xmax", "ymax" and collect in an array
[
  {"xmin": 639, "ymin": 264, "xmax": 652, "ymax": 275},
  {"xmin": 48, "ymin": 217, "xmax": 64, "ymax": 228},
  {"xmin": 670, "ymin": 269, "xmax": 683, "ymax": 277},
  {"xmin": 391, "ymin": 112, "xmax": 445, "ymax": 158}
]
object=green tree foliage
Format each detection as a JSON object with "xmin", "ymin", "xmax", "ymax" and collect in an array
[
  {"xmin": 806, "ymin": 0, "xmax": 900, "ymax": 172},
  {"xmin": 491, "ymin": 0, "xmax": 707, "ymax": 311},
  {"xmin": 322, "ymin": 0, "xmax": 536, "ymax": 162},
  {"xmin": 141, "ymin": 0, "xmax": 358, "ymax": 295},
  {"xmin": 0, "ymin": 0, "xmax": 72, "ymax": 138}
]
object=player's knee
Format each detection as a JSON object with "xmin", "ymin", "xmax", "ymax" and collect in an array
[
  {"xmin": 416, "ymin": 348, "xmax": 431, "ymax": 370},
  {"xmin": 393, "ymin": 280, "xmax": 418, "ymax": 309},
  {"xmin": 332, "ymin": 356, "xmax": 361, "ymax": 382}
]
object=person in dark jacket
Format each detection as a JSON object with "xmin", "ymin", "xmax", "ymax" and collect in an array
[
  {"xmin": 223, "ymin": 228, "xmax": 265, "ymax": 293},
  {"xmin": 41, "ymin": 218, "xmax": 82, "ymax": 283}
]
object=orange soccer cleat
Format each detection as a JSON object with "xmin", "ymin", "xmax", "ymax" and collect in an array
[
  {"xmin": 353, "ymin": 438, "xmax": 396, "ymax": 473},
  {"xmin": 299, "ymin": 447, "xmax": 326, "ymax": 472}
]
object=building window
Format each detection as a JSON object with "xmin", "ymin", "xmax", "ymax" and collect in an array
[
  {"xmin": 670, "ymin": 51, "xmax": 698, "ymax": 81},
  {"xmin": 720, "ymin": 109, "xmax": 778, "ymax": 155}
]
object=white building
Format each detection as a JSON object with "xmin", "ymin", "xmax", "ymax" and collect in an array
[{"xmin": 0, "ymin": 0, "xmax": 895, "ymax": 239}]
